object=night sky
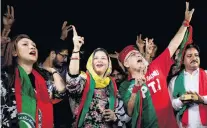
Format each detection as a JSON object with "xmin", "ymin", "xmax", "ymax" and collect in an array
[{"xmin": 1, "ymin": 0, "xmax": 207, "ymax": 69}]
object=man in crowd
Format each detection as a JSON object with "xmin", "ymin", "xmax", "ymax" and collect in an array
[
  {"xmin": 118, "ymin": 2, "xmax": 194, "ymax": 128},
  {"xmin": 38, "ymin": 21, "xmax": 73, "ymax": 128},
  {"xmin": 168, "ymin": 43, "xmax": 207, "ymax": 128}
]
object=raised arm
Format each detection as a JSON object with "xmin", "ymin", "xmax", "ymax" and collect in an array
[
  {"xmin": 145, "ymin": 38, "xmax": 156, "ymax": 63},
  {"xmin": 168, "ymin": 2, "xmax": 194, "ymax": 57},
  {"xmin": 60, "ymin": 21, "xmax": 72, "ymax": 40},
  {"xmin": 127, "ymin": 93, "xmax": 137, "ymax": 116},
  {"xmin": 2, "ymin": 5, "xmax": 15, "ymax": 38},
  {"xmin": 109, "ymin": 51, "xmax": 126, "ymax": 73},
  {"xmin": 127, "ymin": 77, "xmax": 145, "ymax": 116},
  {"xmin": 69, "ymin": 25, "xmax": 84, "ymax": 75},
  {"xmin": 136, "ymin": 34, "xmax": 145, "ymax": 55},
  {"xmin": 1, "ymin": 5, "xmax": 15, "ymax": 57},
  {"xmin": 42, "ymin": 67, "xmax": 66, "ymax": 94}
]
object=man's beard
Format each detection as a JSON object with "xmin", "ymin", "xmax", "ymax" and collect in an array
[
  {"xmin": 53, "ymin": 58, "xmax": 63, "ymax": 70},
  {"xmin": 115, "ymin": 79, "xmax": 124, "ymax": 84},
  {"xmin": 132, "ymin": 65, "xmax": 147, "ymax": 75}
]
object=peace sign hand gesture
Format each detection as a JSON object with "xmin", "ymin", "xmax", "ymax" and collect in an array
[
  {"xmin": 136, "ymin": 34, "xmax": 145, "ymax": 54},
  {"xmin": 3, "ymin": 5, "xmax": 15, "ymax": 30},
  {"xmin": 145, "ymin": 38, "xmax": 155, "ymax": 55},
  {"xmin": 185, "ymin": 2, "xmax": 195, "ymax": 22}
]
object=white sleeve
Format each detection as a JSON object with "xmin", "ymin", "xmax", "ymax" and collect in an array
[
  {"xmin": 203, "ymin": 96, "xmax": 207, "ymax": 104},
  {"xmin": 168, "ymin": 76, "xmax": 183, "ymax": 111}
]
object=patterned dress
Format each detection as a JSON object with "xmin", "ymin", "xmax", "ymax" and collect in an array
[
  {"xmin": 0, "ymin": 69, "xmax": 66, "ymax": 128},
  {"xmin": 66, "ymin": 73, "xmax": 131, "ymax": 128}
]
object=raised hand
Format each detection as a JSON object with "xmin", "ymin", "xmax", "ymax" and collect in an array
[
  {"xmin": 135, "ymin": 75, "xmax": 146, "ymax": 86},
  {"xmin": 136, "ymin": 34, "xmax": 145, "ymax": 54},
  {"xmin": 72, "ymin": 25, "xmax": 84, "ymax": 51},
  {"xmin": 185, "ymin": 2, "xmax": 195, "ymax": 22},
  {"xmin": 60, "ymin": 21, "xmax": 72, "ymax": 40},
  {"xmin": 3, "ymin": 5, "xmax": 15, "ymax": 30},
  {"xmin": 145, "ymin": 38, "xmax": 155, "ymax": 55},
  {"xmin": 132, "ymin": 75, "xmax": 145, "ymax": 93},
  {"xmin": 151, "ymin": 44, "xmax": 157, "ymax": 58},
  {"xmin": 0, "ymin": 36, "xmax": 11, "ymax": 44},
  {"xmin": 109, "ymin": 51, "xmax": 119, "ymax": 59}
]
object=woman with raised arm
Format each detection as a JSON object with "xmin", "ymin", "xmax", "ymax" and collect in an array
[
  {"xmin": 66, "ymin": 26, "xmax": 129, "ymax": 128},
  {"xmin": 1, "ymin": 34, "xmax": 65, "ymax": 128}
]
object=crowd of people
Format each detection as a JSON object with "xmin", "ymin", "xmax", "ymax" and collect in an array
[{"xmin": 1, "ymin": 1, "xmax": 207, "ymax": 128}]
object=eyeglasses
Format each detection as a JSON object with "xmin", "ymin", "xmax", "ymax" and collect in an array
[
  {"xmin": 125, "ymin": 52, "xmax": 141, "ymax": 61},
  {"xmin": 58, "ymin": 53, "xmax": 68, "ymax": 59}
]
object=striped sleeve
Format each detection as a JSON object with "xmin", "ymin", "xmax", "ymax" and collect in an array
[
  {"xmin": 114, "ymin": 98, "xmax": 131, "ymax": 127},
  {"xmin": 65, "ymin": 72, "xmax": 86, "ymax": 95}
]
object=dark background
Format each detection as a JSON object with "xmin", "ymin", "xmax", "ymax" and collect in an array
[{"xmin": 1, "ymin": 0, "xmax": 207, "ymax": 69}]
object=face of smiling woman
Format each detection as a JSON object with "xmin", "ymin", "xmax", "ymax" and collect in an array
[{"xmin": 92, "ymin": 51, "xmax": 109, "ymax": 77}]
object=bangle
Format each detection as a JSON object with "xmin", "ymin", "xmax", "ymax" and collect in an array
[
  {"xmin": 70, "ymin": 57, "xmax": 80, "ymax": 60},
  {"xmin": 72, "ymin": 51, "xmax": 80, "ymax": 53},
  {"xmin": 183, "ymin": 19, "xmax": 190, "ymax": 27},
  {"xmin": 52, "ymin": 71, "xmax": 58, "ymax": 75}
]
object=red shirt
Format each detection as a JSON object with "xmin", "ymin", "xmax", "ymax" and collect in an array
[{"xmin": 145, "ymin": 48, "xmax": 178, "ymax": 128}]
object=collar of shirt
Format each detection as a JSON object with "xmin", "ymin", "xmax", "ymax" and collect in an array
[{"xmin": 184, "ymin": 68, "xmax": 199, "ymax": 76}]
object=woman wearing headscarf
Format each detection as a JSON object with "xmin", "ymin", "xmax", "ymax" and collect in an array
[{"xmin": 66, "ymin": 26, "xmax": 129, "ymax": 128}]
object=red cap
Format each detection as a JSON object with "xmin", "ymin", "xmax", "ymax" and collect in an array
[{"xmin": 118, "ymin": 45, "xmax": 137, "ymax": 64}]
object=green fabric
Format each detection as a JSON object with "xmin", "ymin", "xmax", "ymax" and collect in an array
[
  {"xmin": 119, "ymin": 80, "xmax": 132, "ymax": 106},
  {"xmin": 119, "ymin": 80, "xmax": 159, "ymax": 128},
  {"xmin": 78, "ymin": 73, "xmax": 116, "ymax": 127},
  {"xmin": 18, "ymin": 66, "xmax": 36, "ymax": 128},
  {"xmin": 173, "ymin": 70, "xmax": 187, "ymax": 120},
  {"xmin": 108, "ymin": 80, "xmax": 116, "ymax": 110},
  {"xmin": 141, "ymin": 84, "xmax": 159, "ymax": 128},
  {"xmin": 131, "ymin": 91, "xmax": 140, "ymax": 128},
  {"xmin": 78, "ymin": 73, "xmax": 95, "ymax": 127},
  {"xmin": 120, "ymin": 80, "xmax": 140, "ymax": 128},
  {"xmin": 176, "ymin": 29, "xmax": 189, "ymax": 68}
]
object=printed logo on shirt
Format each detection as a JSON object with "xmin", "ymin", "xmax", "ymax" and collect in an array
[
  {"xmin": 146, "ymin": 70, "xmax": 159, "ymax": 81},
  {"xmin": 129, "ymin": 70, "xmax": 162, "ymax": 99},
  {"xmin": 18, "ymin": 113, "xmax": 35, "ymax": 128}
]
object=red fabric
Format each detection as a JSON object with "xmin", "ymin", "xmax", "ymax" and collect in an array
[
  {"xmin": 15, "ymin": 68, "xmax": 53, "ymax": 128},
  {"xmin": 137, "ymin": 91, "xmax": 143, "ymax": 128},
  {"xmin": 76, "ymin": 72, "xmax": 118, "ymax": 127},
  {"xmin": 183, "ymin": 20, "xmax": 190, "ymax": 27},
  {"xmin": 118, "ymin": 45, "xmax": 136, "ymax": 63},
  {"xmin": 110, "ymin": 77, "xmax": 118, "ymax": 108},
  {"xmin": 145, "ymin": 48, "xmax": 178, "ymax": 128},
  {"xmin": 51, "ymin": 99, "xmax": 62, "ymax": 104},
  {"xmin": 75, "ymin": 72, "xmax": 91, "ymax": 128},
  {"xmin": 182, "ymin": 68, "xmax": 207, "ymax": 126},
  {"xmin": 132, "ymin": 85, "xmax": 142, "ymax": 93},
  {"xmin": 180, "ymin": 25, "xmax": 193, "ymax": 67}
]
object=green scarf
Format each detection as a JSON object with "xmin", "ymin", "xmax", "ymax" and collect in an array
[
  {"xmin": 176, "ymin": 25, "xmax": 193, "ymax": 69},
  {"xmin": 77, "ymin": 72, "xmax": 117, "ymax": 127},
  {"xmin": 17, "ymin": 66, "xmax": 36, "ymax": 128},
  {"xmin": 173, "ymin": 70, "xmax": 188, "ymax": 120},
  {"xmin": 122, "ymin": 80, "xmax": 141, "ymax": 128},
  {"xmin": 176, "ymin": 30, "xmax": 189, "ymax": 67}
]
